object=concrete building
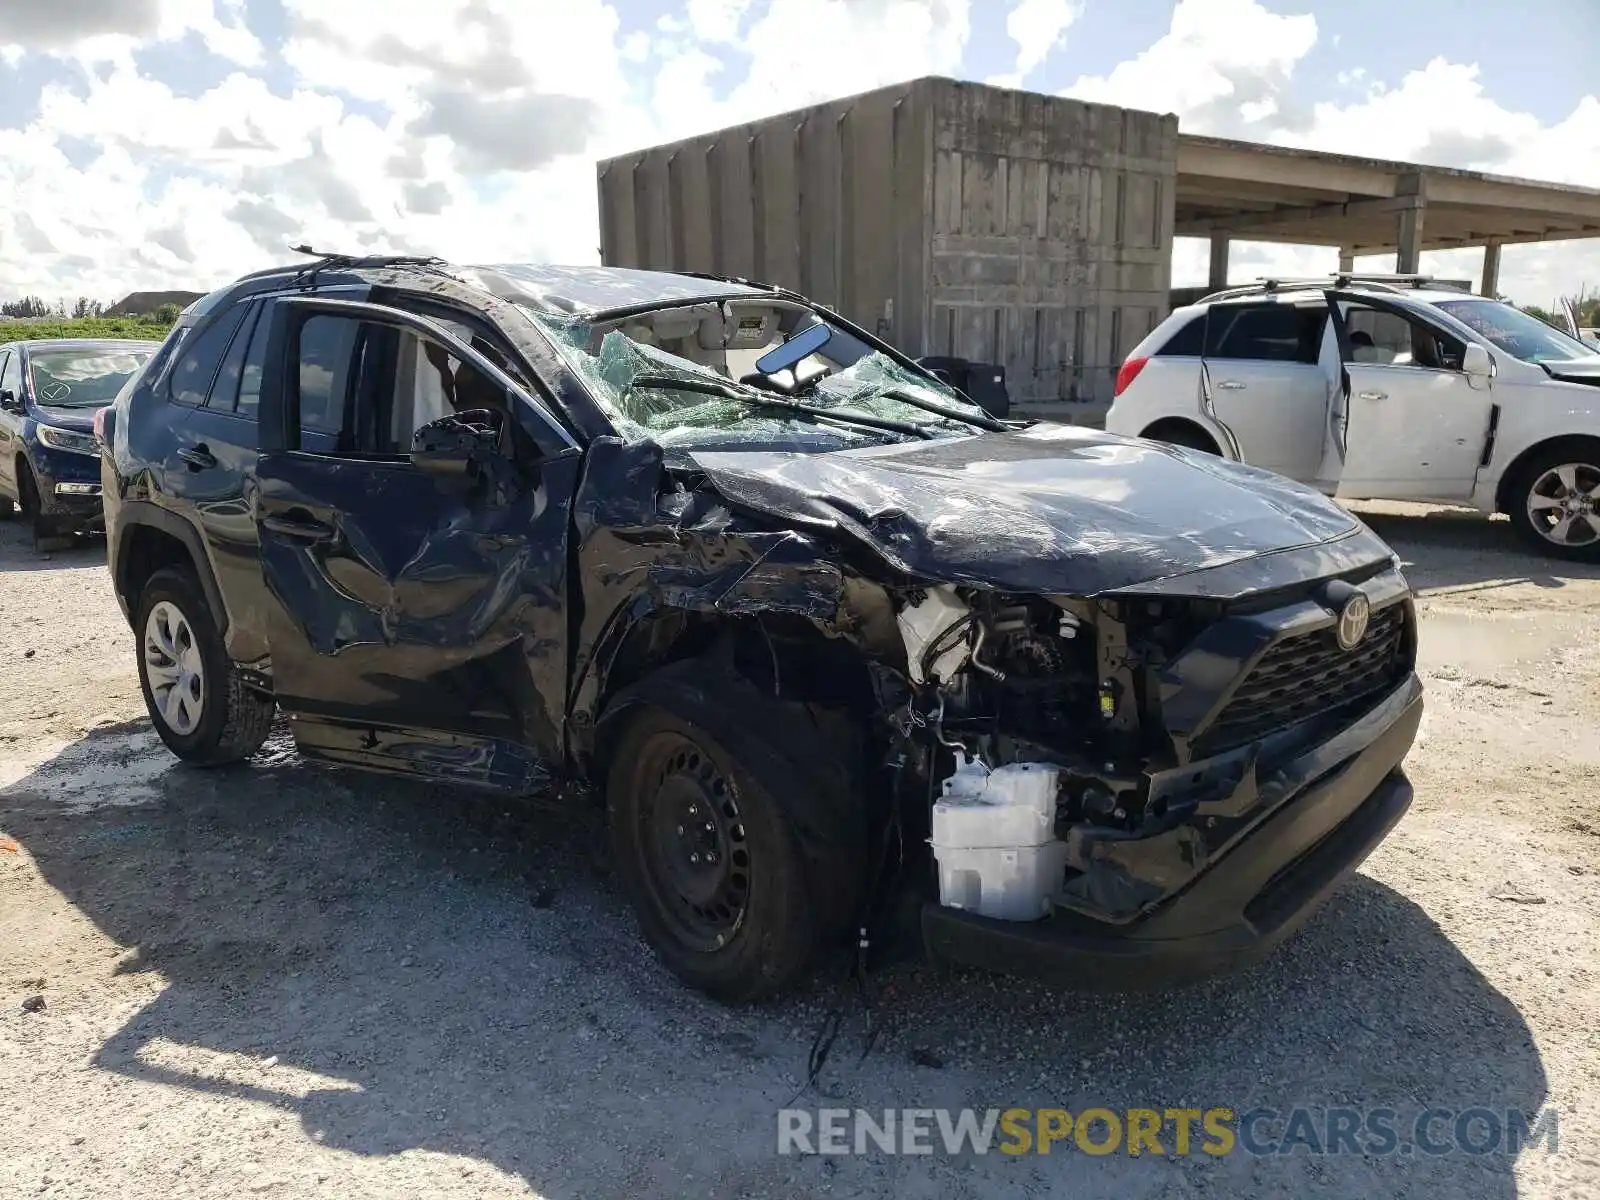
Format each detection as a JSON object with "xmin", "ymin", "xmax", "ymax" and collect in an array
[{"xmin": 596, "ymin": 76, "xmax": 1600, "ymax": 421}]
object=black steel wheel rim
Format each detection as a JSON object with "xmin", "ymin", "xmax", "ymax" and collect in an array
[{"xmin": 636, "ymin": 731, "xmax": 751, "ymax": 952}]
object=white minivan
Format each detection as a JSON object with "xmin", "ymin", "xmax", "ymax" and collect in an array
[{"xmin": 1106, "ymin": 276, "xmax": 1600, "ymax": 560}]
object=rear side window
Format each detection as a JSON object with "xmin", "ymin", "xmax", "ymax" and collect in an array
[
  {"xmin": 207, "ymin": 303, "xmax": 262, "ymax": 413},
  {"xmin": 1156, "ymin": 314, "xmax": 1206, "ymax": 356},
  {"xmin": 1205, "ymin": 304, "xmax": 1326, "ymax": 364},
  {"xmin": 168, "ymin": 305, "xmax": 250, "ymax": 407},
  {"xmin": 235, "ymin": 307, "xmax": 270, "ymax": 420}
]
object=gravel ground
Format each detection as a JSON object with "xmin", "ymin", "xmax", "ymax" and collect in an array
[{"xmin": 1, "ymin": 503, "xmax": 1597, "ymax": 1199}]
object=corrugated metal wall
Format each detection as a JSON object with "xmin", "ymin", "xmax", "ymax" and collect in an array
[
  {"xmin": 597, "ymin": 80, "xmax": 934, "ymax": 351},
  {"xmin": 925, "ymin": 84, "xmax": 1176, "ymax": 415},
  {"xmin": 596, "ymin": 77, "xmax": 1177, "ymax": 422}
]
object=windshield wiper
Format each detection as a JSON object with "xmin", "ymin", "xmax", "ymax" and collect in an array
[
  {"xmin": 630, "ymin": 375, "xmax": 938, "ymax": 440},
  {"xmin": 879, "ymin": 388, "xmax": 1010, "ymax": 433}
]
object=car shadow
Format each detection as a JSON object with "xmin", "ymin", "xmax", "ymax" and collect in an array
[
  {"xmin": 0, "ymin": 520, "xmax": 107, "ymax": 572},
  {"xmin": 1351, "ymin": 504, "xmax": 1600, "ymax": 595},
  {"xmin": 2, "ymin": 724, "xmax": 1548, "ymax": 1198}
]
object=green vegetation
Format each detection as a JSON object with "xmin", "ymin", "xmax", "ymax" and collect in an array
[{"xmin": 0, "ymin": 311, "xmax": 176, "ymax": 343}]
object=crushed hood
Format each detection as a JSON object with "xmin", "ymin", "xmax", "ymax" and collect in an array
[{"xmin": 689, "ymin": 423, "xmax": 1367, "ymax": 595}]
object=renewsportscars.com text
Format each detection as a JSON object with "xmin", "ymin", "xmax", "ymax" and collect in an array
[{"xmin": 776, "ymin": 1106, "xmax": 1560, "ymax": 1158}]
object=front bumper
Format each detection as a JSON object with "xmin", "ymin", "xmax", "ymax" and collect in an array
[
  {"xmin": 922, "ymin": 674, "xmax": 1422, "ymax": 988},
  {"xmin": 29, "ymin": 446, "xmax": 106, "ymax": 527}
]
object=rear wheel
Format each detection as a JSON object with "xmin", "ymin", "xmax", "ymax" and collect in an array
[
  {"xmin": 1143, "ymin": 421, "xmax": 1221, "ymax": 455},
  {"xmin": 135, "ymin": 567, "xmax": 275, "ymax": 764},
  {"xmin": 604, "ymin": 665, "xmax": 867, "ymax": 1003},
  {"xmin": 1508, "ymin": 447, "xmax": 1600, "ymax": 563}
]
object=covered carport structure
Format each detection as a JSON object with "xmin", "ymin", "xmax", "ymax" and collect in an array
[{"xmin": 1176, "ymin": 135, "xmax": 1600, "ymax": 296}]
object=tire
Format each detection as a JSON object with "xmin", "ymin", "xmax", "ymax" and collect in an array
[
  {"xmin": 603, "ymin": 663, "xmax": 868, "ymax": 1003},
  {"xmin": 14, "ymin": 463, "xmax": 71, "ymax": 552},
  {"xmin": 1506, "ymin": 446, "xmax": 1600, "ymax": 563},
  {"xmin": 1144, "ymin": 422, "xmax": 1220, "ymax": 455},
  {"xmin": 134, "ymin": 566, "xmax": 275, "ymax": 765},
  {"xmin": 0, "ymin": 492, "xmax": 15, "ymax": 520}
]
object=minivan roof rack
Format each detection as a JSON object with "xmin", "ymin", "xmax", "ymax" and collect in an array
[{"xmin": 1197, "ymin": 273, "xmax": 1472, "ymax": 304}]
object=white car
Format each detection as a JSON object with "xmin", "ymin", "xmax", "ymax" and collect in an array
[{"xmin": 1106, "ymin": 276, "xmax": 1600, "ymax": 560}]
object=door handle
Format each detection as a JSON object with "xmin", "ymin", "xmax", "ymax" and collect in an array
[
  {"xmin": 1357, "ymin": 390, "xmax": 1387, "ymax": 401},
  {"xmin": 1216, "ymin": 380, "xmax": 1247, "ymax": 390},
  {"xmin": 263, "ymin": 515, "xmax": 336, "ymax": 543},
  {"xmin": 177, "ymin": 445, "xmax": 217, "ymax": 471}
]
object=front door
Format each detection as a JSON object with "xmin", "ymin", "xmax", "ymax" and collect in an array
[
  {"xmin": 252, "ymin": 297, "xmax": 584, "ymax": 789},
  {"xmin": 0, "ymin": 350, "xmax": 21, "ymax": 500},
  {"xmin": 1200, "ymin": 299, "xmax": 1333, "ymax": 482},
  {"xmin": 1329, "ymin": 294, "xmax": 1493, "ymax": 502}
]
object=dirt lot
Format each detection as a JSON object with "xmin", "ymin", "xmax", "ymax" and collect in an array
[{"xmin": 2, "ymin": 504, "xmax": 1597, "ymax": 1199}]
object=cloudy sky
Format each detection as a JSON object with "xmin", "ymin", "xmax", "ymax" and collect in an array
[{"xmin": 2, "ymin": 0, "xmax": 1597, "ymax": 306}]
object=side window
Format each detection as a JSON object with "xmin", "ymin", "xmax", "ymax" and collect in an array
[
  {"xmin": 382, "ymin": 330, "xmax": 504, "ymax": 453},
  {"xmin": 206, "ymin": 302, "xmax": 261, "ymax": 413},
  {"xmin": 295, "ymin": 315, "xmax": 362, "ymax": 441},
  {"xmin": 0, "ymin": 351, "xmax": 13, "ymax": 398},
  {"xmin": 1155, "ymin": 313, "xmax": 1206, "ymax": 357},
  {"xmin": 1205, "ymin": 304, "xmax": 1326, "ymax": 364},
  {"xmin": 1342, "ymin": 303, "xmax": 1464, "ymax": 371},
  {"xmin": 168, "ymin": 305, "xmax": 250, "ymax": 408},
  {"xmin": 236, "ymin": 306, "xmax": 270, "ymax": 419},
  {"xmin": 0, "ymin": 350, "xmax": 21, "ymax": 397},
  {"xmin": 292, "ymin": 314, "xmax": 508, "ymax": 456}
]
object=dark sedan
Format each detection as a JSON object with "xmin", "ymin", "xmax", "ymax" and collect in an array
[{"xmin": 0, "ymin": 338, "xmax": 160, "ymax": 548}]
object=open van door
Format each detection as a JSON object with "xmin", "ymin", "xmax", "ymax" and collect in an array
[
  {"xmin": 1560, "ymin": 297, "xmax": 1582, "ymax": 339},
  {"xmin": 1313, "ymin": 294, "xmax": 1349, "ymax": 495}
]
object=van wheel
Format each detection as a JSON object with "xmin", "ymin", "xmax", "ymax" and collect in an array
[
  {"xmin": 603, "ymin": 664, "xmax": 867, "ymax": 1003},
  {"xmin": 135, "ymin": 567, "xmax": 276, "ymax": 764},
  {"xmin": 1508, "ymin": 448, "xmax": 1600, "ymax": 563}
]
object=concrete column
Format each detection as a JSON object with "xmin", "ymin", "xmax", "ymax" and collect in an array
[
  {"xmin": 1337, "ymin": 248, "xmax": 1355, "ymax": 274},
  {"xmin": 1481, "ymin": 240, "xmax": 1502, "ymax": 297},
  {"xmin": 1208, "ymin": 237, "xmax": 1230, "ymax": 289},
  {"xmin": 1396, "ymin": 172, "xmax": 1427, "ymax": 274}
]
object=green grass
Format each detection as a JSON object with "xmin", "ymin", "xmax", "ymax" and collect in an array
[{"xmin": 0, "ymin": 316, "xmax": 175, "ymax": 343}]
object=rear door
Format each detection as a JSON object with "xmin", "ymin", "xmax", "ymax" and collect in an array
[
  {"xmin": 252, "ymin": 296, "xmax": 584, "ymax": 789},
  {"xmin": 1201, "ymin": 299, "xmax": 1332, "ymax": 482},
  {"xmin": 1328, "ymin": 294, "xmax": 1492, "ymax": 501}
]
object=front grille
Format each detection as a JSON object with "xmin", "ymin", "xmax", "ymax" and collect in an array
[{"xmin": 1195, "ymin": 603, "xmax": 1407, "ymax": 756}]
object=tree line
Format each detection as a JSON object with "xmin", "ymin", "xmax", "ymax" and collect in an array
[{"xmin": 0, "ymin": 296, "xmax": 116, "ymax": 319}]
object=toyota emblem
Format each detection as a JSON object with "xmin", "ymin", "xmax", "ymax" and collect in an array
[{"xmin": 1336, "ymin": 592, "xmax": 1371, "ymax": 651}]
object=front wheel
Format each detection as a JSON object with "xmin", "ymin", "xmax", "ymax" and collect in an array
[
  {"xmin": 1508, "ymin": 449, "xmax": 1600, "ymax": 563},
  {"xmin": 604, "ymin": 666, "xmax": 867, "ymax": 1003},
  {"xmin": 135, "ymin": 567, "xmax": 276, "ymax": 764},
  {"xmin": 16, "ymin": 463, "xmax": 72, "ymax": 552}
]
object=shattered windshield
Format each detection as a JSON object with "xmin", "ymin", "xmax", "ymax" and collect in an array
[
  {"xmin": 1434, "ymin": 300, "xmax": 1597, "ymax": 365},
  {"xmin": 522, "ymin": 298, "xmax": 992, "ymax": 453}
]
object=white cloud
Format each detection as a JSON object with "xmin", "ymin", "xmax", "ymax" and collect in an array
[
  {"xmin": 1085, "ymin": 0, "xmax": 1600, "ymax": 306},
  {"xmin": 0, "ymin": 0, "xmax": 1595, "ymax": 311},
  {"xmin": 988, "ymin": 0, "xmax": 1082, "ymax": 88},
  {"xmin": 1064, "ymin": 0, "xmax": 1317, "ymax": 132},
  {"xmin": 0, "ymin": 0, "xmax": 262, "ymax": 66}
]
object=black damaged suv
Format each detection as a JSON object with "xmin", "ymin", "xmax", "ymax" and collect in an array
[{"xmin": 101, "ymin": 254, "xmax": 1423, "ymax": 1001}]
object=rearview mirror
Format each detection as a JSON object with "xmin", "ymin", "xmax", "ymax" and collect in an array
[
  {"xmin": 0, "ymin": 388, "xmax": 18, "ymax": 411},
  {"xmin": 1462, "ymin": 343, "xmax": 1494, "ymax": 381},
  {"xmin": 409, "ymin": 409, "xmax": 503, "ymax": 477},
  {"xmin": 755, "ymin": 322, "xmax": 833, "ymax": 375}
]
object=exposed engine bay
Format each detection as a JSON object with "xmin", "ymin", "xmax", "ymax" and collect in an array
[{"xmin": 885, "ymin": 584, "xmax": 1143, "ymax": 923}]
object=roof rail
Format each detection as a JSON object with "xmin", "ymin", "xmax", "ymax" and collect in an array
[
  {"xmin": 1197, "ymin": 273, "xmax": 1452, "ymax": 304},
  {"xmin": 232, "ymin": 246, "xmax": 453, "ymax": 287}
]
